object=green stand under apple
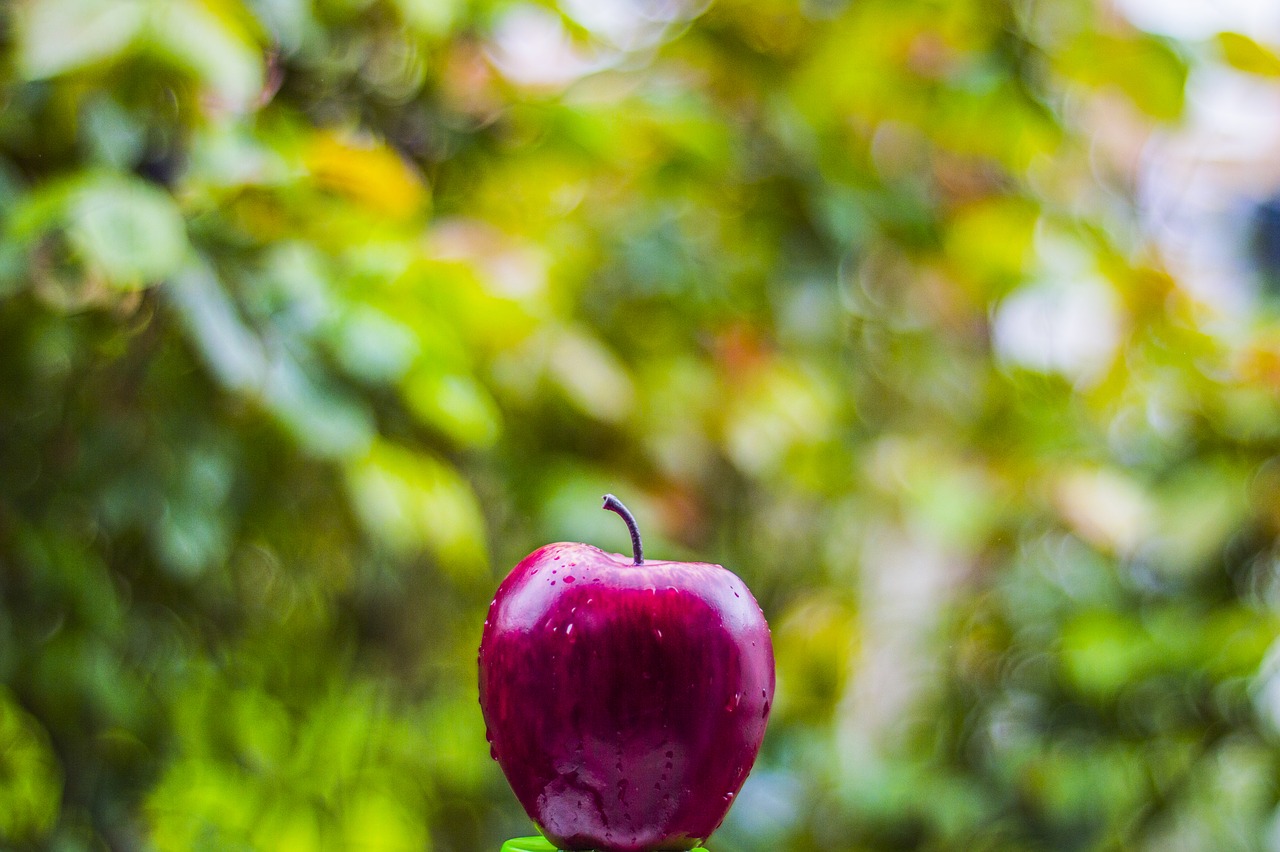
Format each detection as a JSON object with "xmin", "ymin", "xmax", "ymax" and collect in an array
[{"xmin": 501, "ymin": 838, "xmax": 708, "ymax": 852}]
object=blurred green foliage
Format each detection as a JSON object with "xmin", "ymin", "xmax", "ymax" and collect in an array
[{"xmin": 2, "ymin": 0, "xmax": 1280, "ymax": 850}]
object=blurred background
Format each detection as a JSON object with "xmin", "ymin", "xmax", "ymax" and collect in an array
[{"xmin": 4, "ymin": 0, "xmax": 1280, "ymax": 849}]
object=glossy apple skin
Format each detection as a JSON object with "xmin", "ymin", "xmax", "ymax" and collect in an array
[{"xmin": 479, "ymin": 542, "xmax": 774, "ymax": 852}]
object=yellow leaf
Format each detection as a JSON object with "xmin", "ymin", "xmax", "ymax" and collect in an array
[
  {"xmin": 1056, "ymin": 33, "xmax": 1186, "ymax": 121},
  {"xmin": 305, "ymin": 132, "xmax": 428, "ymax": 220},
  {"xmin": 1216, "ymin": 31, "xmax": 1280, "ymax": 78},
  {"xmin": 944, "ymin": 197, "xmax": 1038, "ymax": 298}
]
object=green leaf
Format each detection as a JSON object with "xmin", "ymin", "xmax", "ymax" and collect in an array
[
  {"xmin": 1060, "ymin": 612, "xmax": 1153, "ymax": 700},
  {"xmin": 345, "ymin": 440, "xmax": 488, "ymax": 575},
  {"xmin": 0, "ymin": 687, "xmax": 62, "ymax": 841},
  {"xmin": 81, "ymin": 97, "xmax": 148, "ymax": 170},
  {"xmin": 146, "ymin": 0, "xmax": 265, "ymax": 111},
  {"xmin": 545, "ymin": 327, "xmax": 636, "ymax": 424},
  {"xmin": 263, "ymin": 359, "xmax": 377, "ymax": 459},
  {"xmin": 168, "ymin": 259, "xmax": 375, "ymax": 458},
  {"xmin": 8, "ymin": 171, "xmax": 194, "ymax": 291},
  {"xmin": 67, "ymin": 175, "xmax": 189, "ymax": 289},
  {"xmin": 340, "ymin": 790, "xmax": 430, "ymax": 851},
  {"xmin": 403, "ymin": 369, "xmax": 502, "ymax": 448},
  {"xmin": 15, "ymin": 0, "xmax": 147, "ymax": 79},
  {"xmin": 329, "ymin": 306, "xmax": 420, "ymax": 384},
  {"xmin": 393, "ymin": 0, "xmax": 463, "ymax": 38},
  {"xmin": 152, "ymin": 503, "xmax": 230, "ymax": 579},
  {"xmin": 17, "ymin": 0, "xmax": 264, "ymax": 110}
]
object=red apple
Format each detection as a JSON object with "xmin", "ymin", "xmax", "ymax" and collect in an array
[{"xmin": 478, "ymin": 496, "xmax": 775, "ymax": 852}]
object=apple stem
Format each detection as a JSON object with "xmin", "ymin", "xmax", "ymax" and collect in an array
[{"xmin": 602, "ymin": 494, "xmax": 644, "ymax": 565}]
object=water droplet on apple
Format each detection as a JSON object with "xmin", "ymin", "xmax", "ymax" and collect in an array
[
  {"xmin": 653, "ymin": 628, "xmax": 663, "ymax": 641},
  {"xmin": 733, "ymin": 591, "xmax": 740, "ymax": 598},
  {"xmin": 550, "ymin": 580, "xmax": 556, "ymax": 586},
  {"xmin": 724, "ymin": 792, "xmax": 735, "ymax": 803},
  {"xmin": 489, "ymin": 743, "xmax": 499, "ymax": 761},
  {"xmin": 762, "ymin": 701, "xmax": 770, "ymax": 718},
  {"xmin": 565, "ymin": 623, "xmax": 574, "ymax": 636},
  {"xmin": 565, "ymin": 576, "xmax": 575, "ymax": 583}
]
